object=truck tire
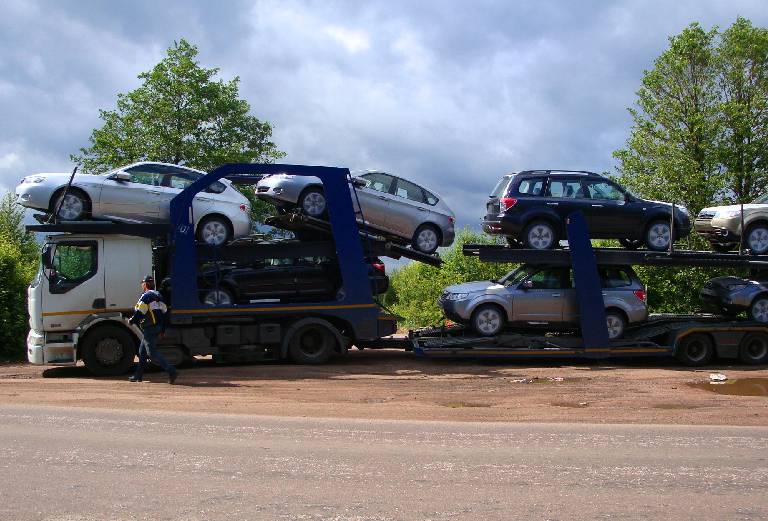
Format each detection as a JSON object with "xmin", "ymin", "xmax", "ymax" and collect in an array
[
  {"xmin": 738, "ymin": 332, "xmax": 768, "ymax": 365},
  {"xmin": 80, "ymin": 325, "xmax": 137, "ymax": 376},
  {"xmin": 675, "ymin": 333, "xmax": 714, "ymax": 367},
  {"xmin": 287, "ymin": 322, "xmax": 338, "ymax": 364},
  {"xmin": 471, "ymin": 304, "xmax": 506, "ymax": 337}
]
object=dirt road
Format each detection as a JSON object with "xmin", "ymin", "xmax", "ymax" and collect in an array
[{"xmin": 1, "ymin": 349, "xmax": 767, "ymax": 425}]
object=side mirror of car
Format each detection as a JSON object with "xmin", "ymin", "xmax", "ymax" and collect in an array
[
  {"xmin": 351, "ymin": 178, "xmax": 367, "ymax": 188},
  {"xmin": 521, "ymin": 280, "xmax": 534, "ymax": 290},
  {"xmin": 112, "ymin": 172, "xmax": 131, "ymax": 182}
]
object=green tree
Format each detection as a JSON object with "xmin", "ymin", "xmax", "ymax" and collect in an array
[
  {"xmin": 72, "ymin": 39, "xmax": 284, "ymax": 173},
  {"xmin": 717, "ymin": 17, "xmax": 768, "ymax": 202},
  {"xmin": 0, "ymin": 192, "xmax": 37, "ymax": 262}
]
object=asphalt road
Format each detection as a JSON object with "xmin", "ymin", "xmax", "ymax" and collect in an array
[{"xmin": 1, "ymin": 404, "xmax": 767, "ymax": 521}]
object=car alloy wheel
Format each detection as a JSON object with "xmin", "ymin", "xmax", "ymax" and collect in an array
[
  {"xmin": 605, "ymin": 312, "xmax": 626, "ymax": 340},
  {"xmin": 747, "ymin": 225, "xmax": 768, "ymax": 254},
  {"xmin": 525, "ymin": 222, "xmax": 556, "ymax": 250},
  {"xmin": 203, "ymin": 289, "xmax": 233, "ymax": 306},
  {"xmin": 646, "ymin": 221, "xmax": 671, "ymax": 251},
  {"xmin": 200, "ymin": 220, "xmax": 229, "ymax": 246},
  {"xmin": 56, "ymin": 193, "xmax": 85, "ymax": 220},
  {"xmin": 301, "ymin": 190, "xmax": 326, "ymax": 217},
  {"xmin": 415, "ymin": 227, "xmax": 438, "ymax": 253},
  {"xmin": 750, "ymin": 297, "xmax": 768, "ymax": 323},
  {"xmin": 472, "ymin": 305, "xmax": 504, "ymax": 336}
]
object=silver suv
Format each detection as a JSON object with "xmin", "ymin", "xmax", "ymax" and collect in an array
[{"xmin": 438, "ymin": 264, "xmax": 648, "ymax": 339}]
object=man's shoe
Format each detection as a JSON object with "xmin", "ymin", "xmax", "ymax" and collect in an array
[
  {"xmin": 168, "ymin": 370, "xmax": 178, "ymax": 384},
  {"xmin": 128, "ymin": 375, "xmax": 142, "ymax": 382}
]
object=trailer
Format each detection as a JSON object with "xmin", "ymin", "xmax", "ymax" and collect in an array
[{"xmin": 396, "ymin": 213, "xmax": 768, "ymax": 366}]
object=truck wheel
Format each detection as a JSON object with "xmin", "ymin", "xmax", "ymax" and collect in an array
[
  {"xmin": 746, "ymin": 224, "xmax": 768, "ymax": 255},
  {"xmin": 675, "ymin": 333, "xmax": 714, "ymax": 367},
  {"xmin": 81, "ymin": 325, "xmax": 137, "ymax": 376},
  {"xmin": 288, "ymin": 323, "xmax": 338, "ymax": 364},
  {"xmin": 738, "ymin": 332, "xmax": 768, "ymax": 365},
  {"xmin": 645, "ymin": 220, "xmax": 672, "ymax": 251},
  {"xmin": 749, "ymin": 296, "xmax": 768, "ymax": 323},
  {"xmin": 605, "ymin": 310, "xmax": 627, "ymax": 340},
  {"xmin": 471, "ymin": 304, "xmax": 506, "ymax": 337},
  {"xmin": 523, "ymin": 221, "xmax": 557, "ymax": 250},
  {"xmin": 299, "ymin": 187, "xmax": 327, "ymax": 218}
]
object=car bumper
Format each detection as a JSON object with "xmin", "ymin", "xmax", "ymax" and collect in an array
[
  {"xmin": 694, "ymin": 218, "xmax": 740, "ymax": 243},
  {"xmin": 229, "ymin": 212, "xmax": 253, "ymax": 239},
  {"xmin": 482, "ymin": 213, "xmax": 525, "ymax": 236},
  {"xmin": 15, "ymin": 183, "xmax": 52, "ymax": 212},
  {"xmin": 437, "ymin": 297, "xmax": 472, "ymax": 322},
  {"xmin": 442, "ymin": 225, "xmax": 455, "ymax": 247}
]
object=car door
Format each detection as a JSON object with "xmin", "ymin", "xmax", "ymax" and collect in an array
[
  {"xmin": 353, "ymin": 173, "xmax": 396, "ymax": 232},
  {"xmin": 561, "ymin": 269, "xmax": 580, "ymax": 324},
  {"xmin": 544, "ymin": 177, "xmax": 589, "ymax": 224},
  {"xmin": 387, "ymin": 177, "xmax": 431, "ymax": 239},
  {"xmin": 581, "ymin": 179, "xmax": 628, "ymax": 237},
  {"xmin": 511, "ymin": 267, "xmax": 567, "ymax": 323},
  {"xmin": 98, "ymin": 164, "xmax": 163, "ymax": 222}
]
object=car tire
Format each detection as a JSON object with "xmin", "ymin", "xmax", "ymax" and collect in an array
[
  {"xmin": 749, "ymin": 295, "xmax": 768, "ymax": 323},
  {"xmin": 605, "ymin": 310, "xmax": 627, "ymax": 340},
  {"xmin": 52, "ymin": 189, "xmax": 90, "ymax": 221},
  {"xmin": 470, "ymin": 304, "xmax": 506, "ymax": 337},
  {"xmin": 645, "ymin": 220, "xmax": 672, "ymax": 251},
  {"xmin": 675, "ymin": 333, "xmax": 715, "ymax": 367},
  {"xmin": 738, "ymin": 332, "xmax": 768, "ymax": 365},
  {"xmin": 80, "ymin": 325, "xmax": 137, "ymax": 376},
  {"xmin": 412, "ymin": 224, "xmax": 441, "ymax": 254},
  {"xmin": 202, "ymin": 287, "xmax": 235, "ymax": 306},
  {"xmin": 298, "ymin": 187, "xmax": 327, "ymax": 218},
  {"xmin": 523, "ymin": 221, "xmax": 557, "ymax": 250},
  {"xmin": 619, "ymin": 238, "xmax": 642, "ymax": 250},
  {"xmin": 287, "ymin": 323, "xmax": 338, "ymax": 364},
  {"xmin": 197, "ymin": 216, "xmax": 232, "ymax": 246},
  {"xmin": 745, "ymin": 223, "xmax": 768, "ymax": 255},
  {"xmin": 710, "ymin": 242, "xmax": 735, "ymax": 253}
]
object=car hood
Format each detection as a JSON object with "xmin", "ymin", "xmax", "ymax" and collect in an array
[
  {"xmin": 700, "ymin": 204, "xmax": 765, "ymax": 214},
  {"xmin": 444, "ymin": 280, "xmax": 500, "ymax": 294},
  {"xmin": 21, "ymin": 172, "xmax": 96, "ymax": 185}
]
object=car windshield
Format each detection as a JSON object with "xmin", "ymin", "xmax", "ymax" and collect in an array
[
  {"xmin": 753, "ymin": 192, "xmax": 768, "ymax": 204},
  {"xmin": 498, "ymin": 265, "xmax": 536, "ymax": 285},
  {"xmin": 100, "ymin": 166, "xmax": 124, "ymax": 176}
]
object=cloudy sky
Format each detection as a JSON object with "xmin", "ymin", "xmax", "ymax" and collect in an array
[{"xmin": 1, "ymin": 0, "xmax": 767, "ymax": 231}]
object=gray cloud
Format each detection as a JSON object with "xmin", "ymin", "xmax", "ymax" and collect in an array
[{"xmin": 1, "ymin": 0, "xmax": 766, "ymax": 234}]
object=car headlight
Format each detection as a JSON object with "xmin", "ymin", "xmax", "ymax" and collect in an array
[
  {"xmin": 716, "ymin": 209, "xmax": 742, "ymax": 218},
  {"xmin": 445, "ymin": 292, "xmax": 469, "ymax": 301}
]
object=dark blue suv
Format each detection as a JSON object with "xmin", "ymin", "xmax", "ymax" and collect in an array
[{"xmin": 482, "ymin": 170, "xmax": 692, "ymax": 250}]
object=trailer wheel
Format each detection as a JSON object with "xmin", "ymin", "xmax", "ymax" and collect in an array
[
  {"xmin": 80, "ymin": 325, "xmax": 137, "ymax": 376},
  {"xmin": 287, "ymin": 322, "xmax": 338, "ymax": 364},
  {"xmin": 675, "ymin": 333, "xmax": 714, "ymax": 367},
  {"xmin": 471, "ymin": 304, "xmax": 506, "ymax": 337},
  {"xmin": 739, "ymin": 332, "xmax": 768, "ymax": 365}
]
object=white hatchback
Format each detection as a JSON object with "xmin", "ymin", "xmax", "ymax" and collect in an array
[{"xmin": 16, "ymin": 161, "xmax": 252, "ymax": 245}]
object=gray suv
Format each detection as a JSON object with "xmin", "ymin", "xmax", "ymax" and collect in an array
[
  {"xmin": 700, "ymin": 275, "xmax": 768, "ymax": 322},
  {"xmin": 438, "ymin": 264, "xmax": 649, "ymax": 339}
]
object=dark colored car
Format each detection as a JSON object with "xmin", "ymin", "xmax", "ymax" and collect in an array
[
  {"xmin": 699, "ymin": 275, "xmax": 768, "ymax": 323},
  {"xmin": 199, "ymin": 257, "xmax": 388, "ymax": 305},
  {"xmin": 482, "ymin": 170, "xmax": 692, "ymax": 251}
]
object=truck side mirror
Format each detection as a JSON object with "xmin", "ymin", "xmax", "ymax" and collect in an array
[
  {"xmin": 112, "ymin": 172, "xmax": 131, "ymax": 182},
  {"xmin": 521, "ymin": 280, "xmax": 534, "ymax": 290}
]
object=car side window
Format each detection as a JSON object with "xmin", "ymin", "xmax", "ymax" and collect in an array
[
  {"xmin": 546, "ymin": 179, "xmax": 585, "ymax": 199},
  {"xmin": 423, "ymin": 189, "xmax": 439, "ymax": 206},
  {"xmin": 360, "ymin": 173, "xmax": 394, "ymax": 193},
  {"xmin": 125, "ymin": 165, "xmax": 164, "ymax": 186},
  {"xmin": 525, "ymin": 268, "xmax": 566, "ymax": 289},
  {"xmin": 584, "ymin": 180, "xmax": 624, "ymax": 201},
  {"xmin": 516, "ymin": 178, "xmax": 546, "ymax": 196},
  {"xmin": 600, "ymin": 268, "xmax": 632, "ymax": 288},
  {"xmin": 393, "ymin": 178, "xmax": 426, "ymax": 203},
  {"xmin": 166, "ymin": 167, "xmax": 226, "ymax": 194}
]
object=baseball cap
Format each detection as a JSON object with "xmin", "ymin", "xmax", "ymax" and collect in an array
[{"xmin": 142, "ymin": 275, "xmax": 155, "ymax": 284}]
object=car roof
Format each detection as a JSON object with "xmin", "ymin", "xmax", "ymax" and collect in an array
[{"xmin": 516, "ymin": 169, "xmax": 603, "ymax": 177}]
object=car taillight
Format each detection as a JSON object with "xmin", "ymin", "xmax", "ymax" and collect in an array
[
  {"xmin": 239, "ymin": 204, "xmax": 248, "ymax": 212},
  {"xmin": 448, "ymin": 216, "xmax": 455, "ymax": 224},
  {"xmin": 633, "ymin": 289, "xmax": 647, "ymax": 303},
  {"xmin": 372, "ymin": 263, "xmax": 385, "ymax": 273},
  {"xmin": 500, "ymin": 197, "xmax": 518, "ymax": 210}
]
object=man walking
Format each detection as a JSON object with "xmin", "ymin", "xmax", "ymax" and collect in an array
[{"xmin": 128, "ymin": 275, "xmax": 178, "ymax": 384}]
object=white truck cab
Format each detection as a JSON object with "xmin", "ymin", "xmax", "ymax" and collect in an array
[{"xmin": 27, "ymin": 234, "xmax": 152, "ymax": 372}]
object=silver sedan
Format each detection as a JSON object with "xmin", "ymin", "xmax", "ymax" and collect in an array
[
  {"xmin": 256, "ymin": 171, "xmax": 455, "ymax": 254},
  {"xmin": 15, "ymin": 161, "xmax": 252, "ymax": 246}
]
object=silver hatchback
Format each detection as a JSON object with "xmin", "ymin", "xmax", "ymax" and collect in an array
[
  {"xmin": 438, "ymin": 264, "xmax": 649, "ymax": 339},
  {"xmin": 256, "ymin": 171, "xmax": 455, "ymax": 254}
]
